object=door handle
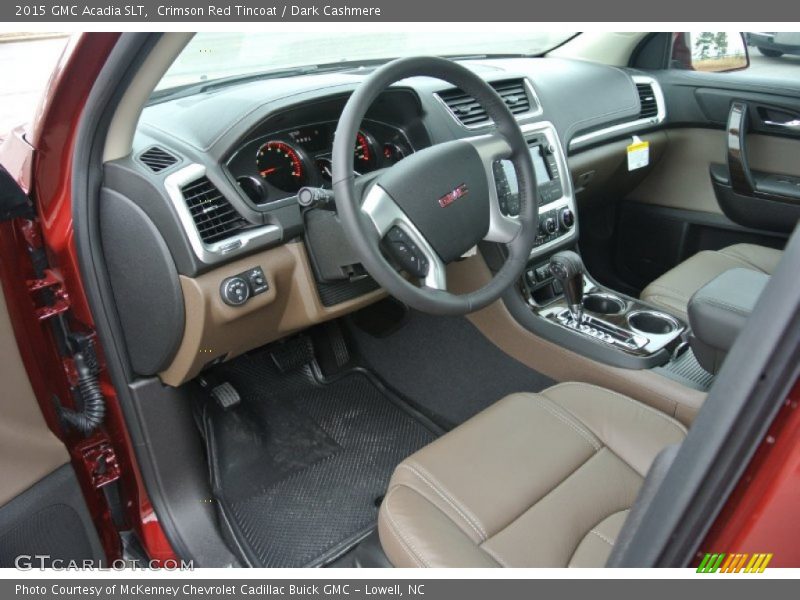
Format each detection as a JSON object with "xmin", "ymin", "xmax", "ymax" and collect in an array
[{"xmin": 763, "ymin": 118, "xmax": 800, "ymax": 131}]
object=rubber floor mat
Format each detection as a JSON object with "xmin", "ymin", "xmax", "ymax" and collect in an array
[{"xmin": 201, "ymin": 350, "xmax": 438, "ymax": 567}]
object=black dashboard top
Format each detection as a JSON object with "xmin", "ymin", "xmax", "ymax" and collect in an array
[{"xmin": 137, "ymin": 57, "xmax": 641, "ymax": 156}]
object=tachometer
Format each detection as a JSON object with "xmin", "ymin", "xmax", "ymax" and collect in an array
[
  {"xmin": 256, "ymin": 140, "xmax": 308, "ymax": 192},
  {"xmin": 353, "ymin": 130, "xmax": 378, "ymax": 173}
]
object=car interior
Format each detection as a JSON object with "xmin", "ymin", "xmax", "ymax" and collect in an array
[{"xmin": 4, "ymin": 31, "xmax": 799, "ymax": 569}]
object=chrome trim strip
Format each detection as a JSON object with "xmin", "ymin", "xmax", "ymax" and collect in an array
[
  {"xmin": 434, "ymin": 78, "xmax": 544, "ymax": 131},
  {"xmin": 569, "ymin": 75, "xmax": 666, "ymax": 150},
  {"xmin": 627, "ymin": 309, "xmax": 681, "ymax": 336},
  {"xmin": 164, "ymin": 163, "xmax": 282, "ymax": 265}
]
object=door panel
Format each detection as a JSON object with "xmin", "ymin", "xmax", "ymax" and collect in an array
[
  {"xmin": 713, "ymin": 100, "xmax": 800, "ymax": 232},
  {"xmin": 630, "ymin": 129, "xmax": 800, "ymax": 216}
]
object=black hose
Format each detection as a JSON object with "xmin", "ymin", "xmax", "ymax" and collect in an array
[{"xmin": 60, "ymin": 349, "xmax": 106, "ymax": 435}]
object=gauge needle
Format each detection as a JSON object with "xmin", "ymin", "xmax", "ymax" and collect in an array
[{"xmin": 260, "ymin": 167, "xmax": 277, "ymax": 176}]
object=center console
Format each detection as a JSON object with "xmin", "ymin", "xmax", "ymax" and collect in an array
[
  {"xmin": 488, "ymin": 125, "xmax": 687, "ymax": 369},
  {"xmin": 537, "ymin": 251, "xmax": 684, "ymax": 357},
  {"xmin": 508, "ymin": 247, "xmax": 687, "ymax": 369}
]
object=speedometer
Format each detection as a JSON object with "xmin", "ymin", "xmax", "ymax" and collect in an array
[{"xmin": 256, "ymin": 141, "xmax": 308, "ymax": 192}]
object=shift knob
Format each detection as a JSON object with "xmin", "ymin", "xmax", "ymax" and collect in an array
[{"xmin": 549, "ymin": 250, "xmax": 585, "ymax": 321}]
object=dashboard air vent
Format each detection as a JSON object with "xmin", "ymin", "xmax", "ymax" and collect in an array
[
  {"xmin": 636, "ymin": 82, "xmax": 659, "ymax": 119},
  {"xmin": 180, "ymin": 177, "xmax": 250, "ymax": 244},
  {"xmin": 439, "ymin": 79, "xmax": 534, "ymax": 127},
  {"xmin": 139, "ymin": 146, "xmax": 178, "ymax": 172}
]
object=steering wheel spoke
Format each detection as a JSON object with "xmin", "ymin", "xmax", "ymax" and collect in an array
[
  {"xmin": 362, "ymin": 184, "xmax": 447, "ymax": 290},
  {"xmin": 464, "ymin": 133, "xmax": 523, "ymax": 244}
]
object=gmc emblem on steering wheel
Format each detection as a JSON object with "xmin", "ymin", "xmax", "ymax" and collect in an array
[{"xmin": 438, "ymin": 183, "xmax": 469, "ymax": 208}]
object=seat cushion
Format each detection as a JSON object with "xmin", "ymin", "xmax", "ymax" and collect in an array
[
  {"xmin": 640, "ymin": 243, "xmax": 782, "ymax": 322},
  {"xmin": 377, "ymin": 382, "xmax": 687, "ymax": 568}
]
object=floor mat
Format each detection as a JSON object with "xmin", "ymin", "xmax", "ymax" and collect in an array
[
  {"xmin": 201, "ymin": 351, "xmax": 438, "ymax": 568},
  {"xmin": 347, "ymin": 309, "xmax": 556, "ymax": 427}
]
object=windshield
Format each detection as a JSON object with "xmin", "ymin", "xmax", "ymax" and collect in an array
[{"xmin": 156, "ymin": 31, "xmax": 577, "ymax": 92}]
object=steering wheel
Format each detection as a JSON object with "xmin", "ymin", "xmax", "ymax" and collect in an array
[{"xmin": 332, "ymin": 56, "xmax": 538, "ymax": 316}]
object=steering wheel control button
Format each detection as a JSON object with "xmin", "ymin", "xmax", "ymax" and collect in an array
[
  {"xmin": 220, "ymin": 276, "xmax": 251, "ymax": 307},
  {"xmin": 385, "ymin": 226, "xmax": 430, "ymax": 278}
]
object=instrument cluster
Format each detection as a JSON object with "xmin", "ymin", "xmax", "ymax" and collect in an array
[{"xmin": 228, "ymin": 120, "xmax": 413, "ymax": 205}]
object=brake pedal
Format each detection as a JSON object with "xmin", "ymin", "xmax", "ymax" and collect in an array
[{"xmin": 210, "ymin": 382, "xmax": 241, "ymax": 410}]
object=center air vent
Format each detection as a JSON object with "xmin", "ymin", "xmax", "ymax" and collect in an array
[
  {"xmin": 438, "ymin": 79, "xmax": 536, "ymax": 128},
  {"xmin": 180, "ymin": 177, "xmax": 251, "ymax": 244},
  {"xmin": 139, "ymin": 146, "xmax": 178, "ymax": 173},
  {"xmin": 636, "ymin": 82, "xmax": 659, "ymax": 119}
]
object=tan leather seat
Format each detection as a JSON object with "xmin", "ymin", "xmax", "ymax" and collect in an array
[
  {"xmin": 377, "ymin": 382, "xmax": 686, "ymax": 567},
  {"xmin": 641, "ymin": 243, "xmax": 782, "ymax": 322}
]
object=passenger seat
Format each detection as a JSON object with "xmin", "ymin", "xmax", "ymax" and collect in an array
[{"xmin": 640, "ymin": 243, "xmax": 782, "ymax": 322}]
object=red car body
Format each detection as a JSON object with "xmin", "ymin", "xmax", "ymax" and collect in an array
[{"xmin": 0, "ymin": 32, "xmax": 797, "ymax": 567}]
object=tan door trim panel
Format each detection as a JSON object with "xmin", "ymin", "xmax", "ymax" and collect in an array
[
  {"xmin": 630, "ymin": 128, "xmax": 800, "ymax": 215},
  {"xmin": 0, "ymin": 279, "xmax": 69, "ymax": 506},
  {"xmin": 448, "ymin": 256, "xmax": 705, "ymax": 425},
  {"xmin": 160, "ymin": 241, "xmax": 384, "ymax": 386}
]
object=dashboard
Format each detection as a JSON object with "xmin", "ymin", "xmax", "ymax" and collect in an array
[{"xmin": 104, "ymin": 56, "xmax": 667, "ymax": 385}]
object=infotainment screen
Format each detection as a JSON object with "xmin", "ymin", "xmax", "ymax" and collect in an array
[
  {"xmin": 494, "ymin": 139, "xmax": 563, "ymax": 216},
  {"xmin": 498, "ymin": 145, "xmax": 551, "ymax": 188}
]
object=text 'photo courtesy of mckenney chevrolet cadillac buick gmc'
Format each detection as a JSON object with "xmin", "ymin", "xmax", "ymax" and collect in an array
[{"xmin": 0, "ymin": 30, "xmax": 799, "ymax": 572}]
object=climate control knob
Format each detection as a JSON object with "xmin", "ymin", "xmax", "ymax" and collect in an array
[
  {"xmin": 559, "ymin": 208, "xmax": 575, "ymax": 230},
  {"xmin": 220, "ymin": 276, "xmax": 250, "ymax": 307},
  {"xmin": 540, "ymin": 217, "xmax": 558, "ymax": 236}
]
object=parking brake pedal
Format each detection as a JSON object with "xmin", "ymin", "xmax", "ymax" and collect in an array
[{"xmin": 210, "ymin": 382, "xmax": 241, "ymax": 410}]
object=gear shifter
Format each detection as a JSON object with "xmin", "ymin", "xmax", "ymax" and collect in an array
[{"xmin": 549, "ymin": 250, "xmax": 585, "ymax": 322}]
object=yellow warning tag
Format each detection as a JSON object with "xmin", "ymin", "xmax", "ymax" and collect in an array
[{"xmin": 627, "ymin": 136, "xmax": 650, "ymax": 171}]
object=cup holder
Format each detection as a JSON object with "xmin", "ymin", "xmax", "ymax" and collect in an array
[
  {"xmin": 583, "ymin": 293, "xmax": 625, "ymax": 315},
  {"xmin": 627, "ymin": 310, "xmax": 679, "ymax": 335}
]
